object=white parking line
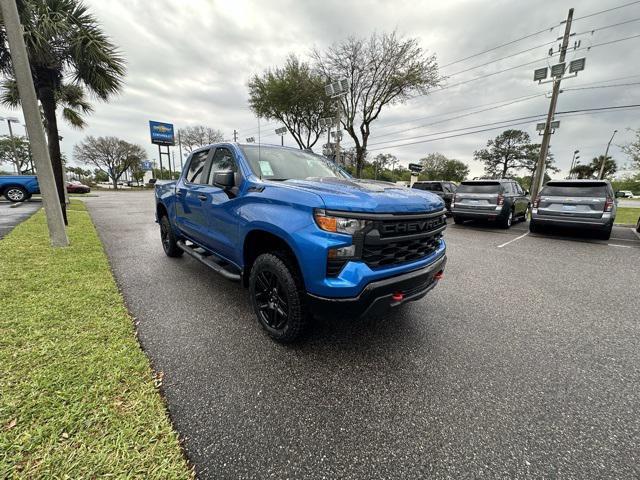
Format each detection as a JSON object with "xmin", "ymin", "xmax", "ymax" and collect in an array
[
  {"xmin": 608, "ymin": 244, "xmax": 632, "ymax": 248},
  {"xmin": 497, "ymin": 232, "xmax": 529, "ymax": 248}
]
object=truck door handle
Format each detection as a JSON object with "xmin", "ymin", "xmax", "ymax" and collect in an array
[{"xmin": 197, "ymin": 194, "xmax": 207, "ymax": 201}]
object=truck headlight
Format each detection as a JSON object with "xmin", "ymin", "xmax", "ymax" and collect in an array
[{"xmin": 314, "ymin": 209, "xmax": 369, "ymax": 235}]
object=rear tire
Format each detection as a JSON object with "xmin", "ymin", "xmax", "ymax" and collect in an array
[
  {"xmin": 159, "ymin": 215, "xmax": 184, "ymax": 257},
  {"xmin": 249, "ymin": 253, "xmax": 308, "ymax": 343},
  {"xmin": 4, "ymin": 186, "xmax": 27, "ymax": 202},
  {"xmin": 529, "ymin": 221, "xmax": 541, "ymax": 234},
  {"xmin": 521, "ymin": 204, "xmax": 530, "ymax": 222},
  {"xmin": 597, "ymin": 227, "xmax": 612, "ymax": 241},
  {"xmin": 499, "ymin": 210, "xmax": 513, "ymax": 229}
]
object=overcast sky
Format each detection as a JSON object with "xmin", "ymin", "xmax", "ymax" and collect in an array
[{"xmin": 2, "ymin": 0, "xmax": 639, "ymax": 178}]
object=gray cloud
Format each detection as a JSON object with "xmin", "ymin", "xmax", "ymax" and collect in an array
[{"xmin": 1, "ymin": 0, "xmax": 638, "ymax": 178}]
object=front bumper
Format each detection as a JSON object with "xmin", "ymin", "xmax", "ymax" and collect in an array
[{"xmin": 306, "ymin": 254, "xmax": 447, "ymax": 318}]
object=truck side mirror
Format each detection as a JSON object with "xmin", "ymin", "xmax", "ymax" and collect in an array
[{"xmin": 213, "ymin": 171, "xmax": 234, "ymax": 189}]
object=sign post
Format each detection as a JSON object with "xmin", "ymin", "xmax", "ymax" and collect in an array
[{"xmin": 149, "ymin": 121, "xmax": 175, "ymax": 178}]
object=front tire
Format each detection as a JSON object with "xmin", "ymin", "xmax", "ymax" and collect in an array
[
  {"xmin": 4, "ymin": 186, "xmax": 28, "ymax": 202},
  {"xmin": 159, "ymin": 215, "xmax": 184, "ymax": 257},
  {"xmin": 249, "ymin": 253, "xmax": 308, "ymax": 343}
]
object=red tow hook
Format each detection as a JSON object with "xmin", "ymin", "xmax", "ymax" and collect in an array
[
  {"xmin": 434, "ymin": 270, "xmax": 444, "ymax": 281},
  {"xmin": 392, "ymin": 292, "xmax": 404, "ymax": 302}
]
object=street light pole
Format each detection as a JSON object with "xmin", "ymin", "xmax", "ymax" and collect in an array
[
  {"xmin": 598, "ymin": 130, "xmax": 617, "ymax": 179},
  {"xmin": 0, "ymin": 0, "xmax": 68, "ymax": 246},
  {"xmin": 569, "ymin": 149, "xmax": 579, "ymax": 179}
]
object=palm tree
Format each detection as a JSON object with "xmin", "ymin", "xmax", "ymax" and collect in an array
[{"xmin": 0, "ymin": 0, "xmax": 125, "ymax": 222}]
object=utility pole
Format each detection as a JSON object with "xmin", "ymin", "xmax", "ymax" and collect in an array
[
  {"xmin": 598, "ymin": 130, "xmax": 617, "ymax": 179},
  {"xmin": 233, "ymin": 129, "xmax": 238, "ymax": 142},
  {"xmin": 531, "ymin": 8, "xmax": 574, "ymax": 201},
  {"xmin": 0, "ymin": 0, "xmax": 68, "ymax": 246},
  {"xmin": 178, "ymin": 131, "xmax": 183, "ymax": 170},
  {"xmin": 335, "ymin": 102, "xmax": 342, "ymax": 165}
]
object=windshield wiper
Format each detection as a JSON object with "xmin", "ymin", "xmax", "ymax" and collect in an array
[{"xmin": 265, "ymin": 178, "xmax": 289, "ymax": 181}]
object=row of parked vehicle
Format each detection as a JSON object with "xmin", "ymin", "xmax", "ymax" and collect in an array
[{"xmin": 412, "ymin": 178, "xmax": 619, "ymax": 240}]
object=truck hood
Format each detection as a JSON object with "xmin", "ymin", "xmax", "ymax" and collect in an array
[{"xmin": 282, "ymin": 177, "xmax": 444, "ymax": 213}]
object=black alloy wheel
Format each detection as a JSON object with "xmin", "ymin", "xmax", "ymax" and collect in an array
[
  {"xmin": 254, "ymin": 269, "xmax": 289, "ymax": 331},
  {"xmin": 249, "ymin": 253, "xmax": 307, "ymax": 342}
]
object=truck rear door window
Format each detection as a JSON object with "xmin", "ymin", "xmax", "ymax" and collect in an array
[
  {"xmin": 185, "ymin": 150, "xmax": 210, "ymax": 184},
  {"xmin": 457, "ymin": 182, "xmax": 501, "ymax": 193},
  {"xmin": 542, "ymin": 183, "xmax": 608, "ymax": 197}
]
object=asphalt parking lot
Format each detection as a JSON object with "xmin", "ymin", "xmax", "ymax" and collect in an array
[
  {"xmin": 0, "ymin": 199, "xmax": 41, "ymax": 239},
  {"xmin": 84, "ymin": 190, "xmax": 640, "ymax": 479}
]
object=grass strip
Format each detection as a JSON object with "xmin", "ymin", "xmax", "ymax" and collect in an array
[
  {"xmin": 615, "ymin": 207, "xmax": 640, "ymax": 225},
  {"xmin": 0, "ymin": 201, "xmax": 191, "ymax": 479}
]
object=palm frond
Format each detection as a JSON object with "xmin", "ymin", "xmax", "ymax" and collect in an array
[
  {"xmin": 61, "ymin": 107, "xmax": 86, "ymax": 129},
  {"xmin": 0, "ymin": 79, "xmax": 21, "ymax": 108}
]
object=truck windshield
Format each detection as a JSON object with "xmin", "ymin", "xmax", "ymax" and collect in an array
[{"xmin": 240, "ymin": 145, "xmax": 348, "ymax": 181}]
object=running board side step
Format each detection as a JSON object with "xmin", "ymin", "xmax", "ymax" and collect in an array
[{"xmin": 176, "ymin": 240, "xmax": 241, "ymax": 282}]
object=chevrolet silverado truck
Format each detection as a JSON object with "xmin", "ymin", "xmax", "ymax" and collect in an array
[
  {"xmin": 155, "ymin": 143, "xmax": 447, "ymax": 342},
  {"xmin": 0, "ymin": 175, "xmax": 40, "ymax": 202}
]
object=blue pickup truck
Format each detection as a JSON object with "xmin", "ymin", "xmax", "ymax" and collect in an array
[
  {"xmin": 155, "ymin": 143, "xmax": 447, "ymax": 341},
  {"xmin": 0, "ymin": 175, "xmax": 40, "ymax": 202}
]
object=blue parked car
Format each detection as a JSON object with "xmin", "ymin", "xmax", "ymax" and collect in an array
[
  {"xmin": 0, "ymin": 175, "xmax": 40, "ymax": 202},
  {"xmin": 155, "ymin": 144, "xmax": 447, "ymax": 342}
]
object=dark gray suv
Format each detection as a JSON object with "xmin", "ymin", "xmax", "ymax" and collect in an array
[
  {"xmin": 451, "ymin": 179, "xmax": 530, "ymax": 229},
  {"xmin": 529, "ymin": 180, "xmax": 616, "ymax": 240},
  {"xmin": 412, "ymin": 181, "xmax": 457, "ymax": 213}
]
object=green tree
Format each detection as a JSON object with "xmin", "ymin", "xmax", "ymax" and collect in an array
[
  {"xmin": 621, "ymin": 128, "xmax": 640, "ymax": 169},
  {"xmin": 0, "ymin": 134, "xmax": 30, "ymax": 173},
  {"xmin": 474, "ymin": 129, "xmax": 532, "ymax": 178},
  {"xmin": 419, "ymin": 152, "xmax": 469, "ymax": 182},
  {"xmin": 314, "ymin": 31, "xmax": 441, "ymax": 177},
  {"xmin": 0, "ymin": 0, "xmax": 125, "ymax": 221},
  {"xmin": 372, "ymin": 153, "xmax": 396, "ymax": 179},
  {"xmin": 178, "ymin": 125, "xmax": 224, "ymax": 153},
  {"xmin": 519, "ymin": 144, "xmax": 559, "ymax": 187},
  {"xmin": 569, "ymin": 156, "xmax": 617, "ymax": 179},
  {"xmin": 249, "ymin": 55, "xmax": 333, "ymax": 150},
  {"xmin": 129, "ymin": 161, "xmax": 146, "ymax": 185},
  {"xmin": 74, "ymin": 136, "xmax": 146, "ymax": 190}
]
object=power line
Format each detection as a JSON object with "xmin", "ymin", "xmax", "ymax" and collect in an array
[
  {"xmin": 366, "ymin": 104, "xmax": 640, "ymax": 152},
  {"xmin": 573, "ymin": 0, "xmax": 640, "ymax": 21},
  {"xmin": 426, "ymin": 33, "xmax": 640, "ymax": 94},
  {"xmin": 445, "ymin": 17, "xmax": 640, "ymax": 78},
  {"xmin": 440, "ymin": 0, "xmax": 640, "ymax": 68}
]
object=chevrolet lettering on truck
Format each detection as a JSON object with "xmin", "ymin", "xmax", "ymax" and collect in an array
[{"xmin": 155, "ymin": 144, "xmax": 447, "ymax": 342}]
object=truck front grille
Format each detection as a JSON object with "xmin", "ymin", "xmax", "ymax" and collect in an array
[
  {"xmin": 323, "ymin": 209, "xmax": 446, "ymax": 277},
  {"xmin": 361, "ymin": 212, "xmax": 446, "ymax": 269},
  {"xmin": 362, "ymin": 236, "xmax": 442, "ymax": 268}
]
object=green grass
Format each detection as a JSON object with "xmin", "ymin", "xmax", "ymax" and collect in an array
[
  {"xmin": 615, "ymin": 207, "xmax": 640, "ymax": 225},
  {"xmin": 0, "ymin": 202, "xmax": 192, "ymax": 479}
]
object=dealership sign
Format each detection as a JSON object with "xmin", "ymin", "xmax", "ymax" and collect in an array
[{"xmin": 149, "ymin": 120, "xmax": 175, "ymax": 146}]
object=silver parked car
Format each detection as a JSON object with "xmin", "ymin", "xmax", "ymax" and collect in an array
[{"xmin": 529, "ymin": 180, "xmax": 616, "ymax": 240}]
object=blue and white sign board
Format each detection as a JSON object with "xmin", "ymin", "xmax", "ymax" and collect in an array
[
  {"xmin": 141, "ymin": 161, "xmax": 153, "ymax": 171},
  {"xmin": 149, "ymin": 120, "xmax": 175, "ymax": 146}
]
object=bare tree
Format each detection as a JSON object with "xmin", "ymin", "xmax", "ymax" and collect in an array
[
  {"xmin": 178, "ymin": 125, "xmax": 224, "ymax": 152},
  {"xmin": 74, "ymin": 136, "xmax": 146, "ymax": 189},
  {"xmin": 314, "ymin": 31, "xmax": 441, "ymax": 177}
]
